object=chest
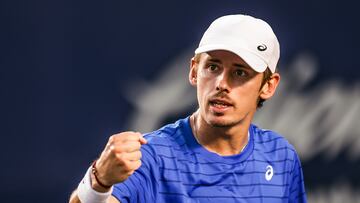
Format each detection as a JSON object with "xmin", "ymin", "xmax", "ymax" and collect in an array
[{"xmin": 155, "ymin": 151, "xmax": 291, "ymax": 203}]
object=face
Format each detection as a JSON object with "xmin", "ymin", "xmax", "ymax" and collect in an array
[{"xmin": 190, "ymin": 50, "xmax": 266, "ymax": 128}]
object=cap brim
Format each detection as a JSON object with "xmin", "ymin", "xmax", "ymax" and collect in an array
[{"xmin": 195, "ymin": 45, "xmax": 268, "ymax": 73}]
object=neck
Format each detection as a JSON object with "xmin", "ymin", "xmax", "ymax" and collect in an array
[{"xmin": 191, "ymin": 111, "xmax": 250, "ymax": 156}]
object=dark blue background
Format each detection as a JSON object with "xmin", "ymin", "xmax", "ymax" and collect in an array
[{"xmin": 1, "ymin": 0, "xmax": 359, "ymax": 202}]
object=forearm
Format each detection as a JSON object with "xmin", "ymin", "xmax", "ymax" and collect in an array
[
  {"xmin": 69, "ymin": 166, "xmax": 116, "ymax": 203},
  {"xmin": 69, "ymin": 189, "xmax": 120, "ymax": 203}
]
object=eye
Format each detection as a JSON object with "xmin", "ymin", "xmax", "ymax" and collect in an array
[
  {"xmin": 234, "ymin": 69, "xmax": 247, "ymax": 77},
  {"xmin": 208, "ymin": 64, "xmax": 218, "ymax": 72}
]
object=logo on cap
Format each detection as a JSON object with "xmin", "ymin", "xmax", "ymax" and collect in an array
[{"xmin": 257, "ymin": 44, "xmax": 267, "ymax": 51}]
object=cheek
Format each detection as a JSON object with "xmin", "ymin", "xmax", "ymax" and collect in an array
[
  {"xmin": 197, "ymin": 68, "xmax": 210, "ymax": 80},
  {"xmin": 236, "ymin": 89, "xmax": 258, "ymax": 105},
  {"xmin": 234, "ymin": 79, "xmax": 263, "ymax": 105},
  {"xmin": 196, "ymin": 77, "xmax": 214, "ymax": 103},
  {"xmin": 197, "ymin": 80, "xmax": 208, "ymax": 100}
]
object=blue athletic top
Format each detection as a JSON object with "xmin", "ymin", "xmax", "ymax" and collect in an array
[{"xmin": 112, "ymin": 117, "xmax": 307, "ymax": 203}]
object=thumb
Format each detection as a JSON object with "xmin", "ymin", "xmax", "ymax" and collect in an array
[{"xmin": 137, "ymin": 133, "xmax": 148, "ymax": 145}]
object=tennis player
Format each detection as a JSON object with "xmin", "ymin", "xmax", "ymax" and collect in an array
[{"xmin": 69, "ymin": 14, "xmax": 307, "ymax": 203}]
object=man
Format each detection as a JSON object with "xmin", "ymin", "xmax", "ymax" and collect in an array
[{"xmin": 70, "ymin": 14, "xmax": 307, "ymax": 203}]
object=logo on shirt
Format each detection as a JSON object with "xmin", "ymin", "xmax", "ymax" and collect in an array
[{"xmin": 265, "ymin": 165, "xmax": 274, "ymax": 181}]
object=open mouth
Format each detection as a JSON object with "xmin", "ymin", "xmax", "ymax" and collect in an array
[{"xmin": 209, "ymin": 99, "xmax": 233, "ymax": 109}]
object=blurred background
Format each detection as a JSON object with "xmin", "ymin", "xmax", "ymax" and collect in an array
[{"xmin": 1, "ymin": 0, "xmax": 360, "ymax": 202}]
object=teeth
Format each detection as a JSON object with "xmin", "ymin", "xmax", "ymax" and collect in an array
[{"xmin": 213, "ymin": 102, "xmax": 229, "ymax": 107}]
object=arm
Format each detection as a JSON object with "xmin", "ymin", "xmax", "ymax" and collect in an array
[{"xmin": 69, "ymin": 131, "xmax": 147, "ymax": 203}]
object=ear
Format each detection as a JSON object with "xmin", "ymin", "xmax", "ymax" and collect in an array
[
  {"xmin": 189, "ymin": 57, "xmax": 198, "ymax": 86},
  {"xmin": 259, "ymin": 73, "xmax": 281, "ymax": 100}
]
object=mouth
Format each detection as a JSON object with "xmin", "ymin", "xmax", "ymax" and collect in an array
[{"xmin": 209, "ymin": 99, "xmax": 233, "ymax": 110}]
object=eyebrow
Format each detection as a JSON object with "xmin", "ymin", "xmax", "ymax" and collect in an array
[
  {"xmin": 233, "ymin": 63, "xmax": 248, "ymax": 68},
  {"xmin": 208, "ymin": 58, "xmax": 248, "ymax": 69},
  {"xmin": 208, "ymin": 58, "xmax": 221, "ymax": 63}
]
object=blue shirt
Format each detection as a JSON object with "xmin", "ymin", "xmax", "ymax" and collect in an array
[{"xmin": 112, "ymin": 117, "xmax": 307, "ymax": 203}]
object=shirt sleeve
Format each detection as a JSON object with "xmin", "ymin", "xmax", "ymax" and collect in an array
[
  {"xmin": 111, "ymin": 144, "xmax": 158, "ymax": 203},
  {"xmin": 289, "ymin": 152, "xmax": 307, "ymax": 203}
]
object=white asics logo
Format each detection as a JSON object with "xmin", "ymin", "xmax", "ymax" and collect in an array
[{"xmin": 265, "ymin": 165, "xmax": 274, "ymax": 181}]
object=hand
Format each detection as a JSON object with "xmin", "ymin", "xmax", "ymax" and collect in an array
[{"xmin": 93, "ymin": 132, "xmax": 147, "ymax": 189}]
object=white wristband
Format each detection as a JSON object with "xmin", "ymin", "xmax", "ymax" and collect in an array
[{"xmin": 77, "ymin": 166, "xmax": 113, "ymax": 203}]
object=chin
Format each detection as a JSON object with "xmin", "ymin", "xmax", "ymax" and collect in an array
[{"xmin": 207, "ymin": 115, "xmax": 241, "ymax": 128}]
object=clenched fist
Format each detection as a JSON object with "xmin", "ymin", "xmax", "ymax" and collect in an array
[{"xmin": 93, "ymin": 131, "xmax": 147, "ymax": 188}]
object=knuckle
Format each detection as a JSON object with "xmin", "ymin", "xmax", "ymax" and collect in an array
[
  {"xmin": 109, "ymin": 133, "xmax": 124, "ymax": 143},
  {"xmin": 112, "ymin": 145, "xmax": 124, "ymax": 153},
  {"xmin": 108, "ymin": 135, "xmax": 115, "ymax": 143},
  {"xmin": 108, "ymin": 144, "xmax": 119, "ymax": 155},
  {"xmin": 120, "ymin": 137, "xmax": 130, "ymax": 144},
  {"xmin": 108, "ymin": 144, "xmax": 114, "ymax": 151},
  {"xmin": 119, "ymin": 131, "xmax": 133, "ymax": 137}
]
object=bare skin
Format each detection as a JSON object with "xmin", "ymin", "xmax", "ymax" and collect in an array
[
  {"xmin": 69, "ymin": 50, "xmax": 280, "ymax": 203},
  {"xmin": 189, "ymin": 51, "xmax": 280, "ymax": 155}
]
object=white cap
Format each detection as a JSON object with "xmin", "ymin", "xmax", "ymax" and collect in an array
[{"xmin": 195, "ymin": 14, "xmax": 280, "ymax": 73}]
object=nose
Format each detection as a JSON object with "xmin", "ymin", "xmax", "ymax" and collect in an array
[{"xmin": 216, "ymin": 71, "xmax": 230, "ymax": 93}]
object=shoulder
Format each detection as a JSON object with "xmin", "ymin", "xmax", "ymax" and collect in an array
[
  {"xmin": 251, "ymin": 124, "xmax": 298, "ymax": 159},
  {"xmin": 143, "ymin": 117, "xmax": 188, "ymax": 144},
  {"xmin": 140, "ymin": 117, "xmax": 189, "ymax": 156}
]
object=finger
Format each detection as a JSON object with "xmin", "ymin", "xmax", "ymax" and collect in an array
[
  {"xmin": 120, "ymin": 132, "xmax": 144, "ymax": 142},
  {"xmin": 117, "ymin": 159, "xmax": 142, "ymax": 173},
  {"xmin": 132, "ymin": 132, "xmax": 147, "ymax": 145},
  {"xmin": 121, "ymin": 151, "xmax": 142, "ymax": 161},
  {"xmin": 121, "ymin": 132, "xmax": 147, "ymax": 145},
  {"xmin": 127, "ymin": 160, "xmax": 142, "ymax": 171},
  {"xmin": 112, "ymin": 141, "xmax": 142, "ymax": 153},
  {"xmin": 109, "ymin": 131, "xmax": 140, "ymax": 141},
  {"xmin": 139, "ymin": 136, "xmax": 147, "ymax": 145}
]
